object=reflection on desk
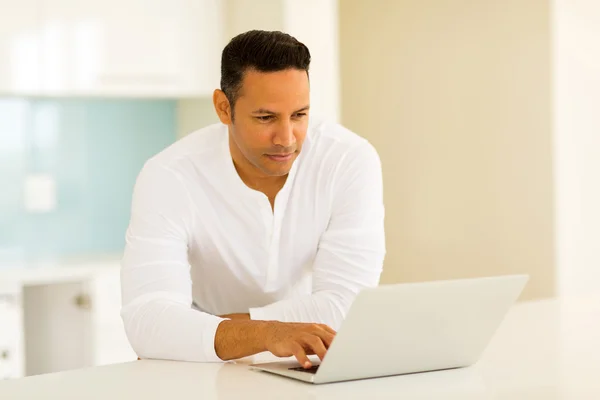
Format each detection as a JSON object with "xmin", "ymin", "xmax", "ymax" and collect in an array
[{"xmin": 217, "ymin": 362, "xmax": 489, "ymax": 400}]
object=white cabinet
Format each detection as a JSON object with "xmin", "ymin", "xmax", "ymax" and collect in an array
[
  {"xmin": 21, "ymin": 265, "xmax": 136, "ymax": 375},
  {"xmin": 0, "ymin": 284, "xmax": 24, "ymax": 380},
  {"xmin": 39, "ymin": 0, "xmax": 222, "ymax": 97},
  {"xmin": 0, "ymin": 262, "xmax": 136, "ymax": 378},
  {"xmin": 0, "ymin": 0, "xmax": 223, "ymax": 97},
  {"xmin": 0, "ymin": 0, "xmax": 41, "ymax": 94},
  {"xmin": 23, "ymin": 281, "xmax": 94, "ymax": 376}
]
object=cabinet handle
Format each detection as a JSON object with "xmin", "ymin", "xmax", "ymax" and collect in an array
[
  {"xmin": 74, "ymin": 294, "xmax": 92, "ymax": 310},
  {"xmin": 0, "ymin": 294, "xmax": 17, "ymax": 305}
]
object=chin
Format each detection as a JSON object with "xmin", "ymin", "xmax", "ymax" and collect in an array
[
  {"xmin": 260, "ymin": 155, "xmax": 296, "ymax": 176},
  {"xmin": 266, "ymin": 166, "xmax": 292, "ymax": 177}
]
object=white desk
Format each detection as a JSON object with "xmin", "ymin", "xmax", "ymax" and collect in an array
[{"xmin": 0, "ymin": 295, "xmax": 599, "ymax": 399}]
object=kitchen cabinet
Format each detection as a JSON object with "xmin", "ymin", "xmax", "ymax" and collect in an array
[
  {"xmin": 0, "ymin": 260, "xmax": 136, "ymax": 378},
  {"xmin": 0, "ymin": 281, "xmax": 24, "ymax": 380},
  {"xmin": 0, "ymin": 0, "xmax": 223, "ymax": 97},
  {"xmin": 0, "ymin": 0, "xmax": 41, "ymax": 95},
  {"xmin": 23, "ymin": 281, "xmax": 94, "ymax": 376},
  {"xmin": 39, "ymin": 0, "xmax": 223, "ymax": 97}
]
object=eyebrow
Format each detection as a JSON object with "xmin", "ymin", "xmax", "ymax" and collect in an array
[{"xmin": 252, "ymin": 105, "xmax": 310, "ymax": 115}]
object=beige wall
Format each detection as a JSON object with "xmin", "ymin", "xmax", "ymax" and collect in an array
[{"xmin": 340, "ymin": 0, "xmax": 555, "ymax": 300}]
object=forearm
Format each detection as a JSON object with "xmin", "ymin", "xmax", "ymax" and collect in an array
[
  {"xmin": 220, "ymin": 313, "xmax": 250, "ymax": 320},
  {"xmin": 124, "ymin": 299, "xmax": 270, "ymax": 362},
  {"xmin": 121, "ymin": 297, "xmax": 226, "ymax": 362},
  {"xmin": 214, "ymin": 319, "xmax": 270, "ymax": 360},
  {"xmin": 250, "ymin": 290, "xmax": 353, "ymax": 329}
]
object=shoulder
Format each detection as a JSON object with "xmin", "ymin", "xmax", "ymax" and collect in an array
[
  {"xmin": 133, "ymin": 123, "xmax": 227, "ymax": 190},
  {"xmin": 139, "ymin": 123, "xmax": 226, "ymax": 175},
  {"xmin": 305, "ymin": 119, "xmax": 381, "ymax": 173}
]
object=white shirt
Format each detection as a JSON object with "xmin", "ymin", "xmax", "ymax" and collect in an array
[{"xmin": 120, "ymin": 119, "xmax": 385, "ymax": 362}]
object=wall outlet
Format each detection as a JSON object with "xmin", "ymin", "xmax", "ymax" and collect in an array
[{"xmin": 23, "ymin": 174, "xmax": 57, "ymax": 213}]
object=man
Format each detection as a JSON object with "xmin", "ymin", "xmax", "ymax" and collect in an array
[{"xmin": 121, "ymin": 30, "xmax": 385, "ymax": 369}]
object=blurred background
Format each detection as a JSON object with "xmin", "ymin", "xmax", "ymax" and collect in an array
[{"xmin": 1, "ymin": 0, "xmax": 599, "ymax": 380}]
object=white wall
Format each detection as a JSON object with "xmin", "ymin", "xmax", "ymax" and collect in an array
[
  {"xmin": 553, "ymin": 0, "xmax": 600, "ymax": 296},
  {"xmin": 224, "ymin": 0, "xmax": 284, "ymax": 39},
  {"xmin": 176, "ymin": 98, "xmax": 218, "ymax": 138},
  {"xmin": 282, "ymin": 0, "xmax": 340, "ymax": 122}
]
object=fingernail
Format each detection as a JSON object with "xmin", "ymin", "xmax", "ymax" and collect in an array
[{"xmin": 304, "ymin": 362, "xmax": 310, "ymax": 368}]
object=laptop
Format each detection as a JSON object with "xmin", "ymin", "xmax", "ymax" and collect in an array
[{"xmin": 250, "ymin": 274, "xmax": 528, "ymax": 384}]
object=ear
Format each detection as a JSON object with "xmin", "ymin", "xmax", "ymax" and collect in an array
[{"xmin": 213, "ymin": 89, "xmax": 233, "ymax": 125}]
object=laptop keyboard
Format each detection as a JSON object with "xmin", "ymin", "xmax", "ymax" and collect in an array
[{"xmin": 289, "ymin": 365, "xmax": 320, "ymax": 374}]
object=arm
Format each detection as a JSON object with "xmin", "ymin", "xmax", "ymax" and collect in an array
[
  {"xmin": 249, "ymin": 141, "xmax": 386, "ymax": 329},
  {"xmin": 121, "ymin": 162, "xmax": 335, "ymax": 366},
  {"xmin": 215, "ymin": 319, "xmax": 335, "ymax": 368},
  {"xmin": 120, "ymin": 162, "xmax": 228, "ymax": 362},
  {"xmin": 219, "ymin": 313, "xmax": 250, "ymax": 320}
]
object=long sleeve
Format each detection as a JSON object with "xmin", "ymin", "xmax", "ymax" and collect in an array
[
  {"xmin": 249, "ymin": 141, "xmax": 386, "ymax": 330},
  {"xmin": 120, "ymin": 161, "xmax": 227, "ymax": 362}
]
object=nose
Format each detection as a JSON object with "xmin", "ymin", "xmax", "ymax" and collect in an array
[{"xmin": 273, "ymin": 120, "xmax": 295, "ymax": 148}]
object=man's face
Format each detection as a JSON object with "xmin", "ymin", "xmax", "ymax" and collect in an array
[{"xmin": 227, "ymin": 68, "xmax": 310, "ymax": 177}]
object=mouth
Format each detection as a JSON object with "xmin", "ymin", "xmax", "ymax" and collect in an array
[{"xmin": 266, "ymin": 153, "xmax": 295, "ymax": 162}]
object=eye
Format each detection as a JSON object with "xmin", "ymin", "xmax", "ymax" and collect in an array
[
  {"xmin": 256, "ymin": 115, "xmax": 273, "ymax": 122},
  {"xmin": 293, "ymin": 113, "xmax": 307, "ymax": 119}
]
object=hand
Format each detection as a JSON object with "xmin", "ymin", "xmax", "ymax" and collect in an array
[
  {"xmin": 263, "ymin": 322, "xmax": 337, "ymax": 369},
  {"xmin": 220, "ymin": 313, "xmax": 250, "ymax": 320}
]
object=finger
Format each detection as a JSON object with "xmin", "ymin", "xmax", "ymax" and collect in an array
[
  {"xmin": 319, "ymin": 324, "xmax": 337, "ymax": 336},
  {"xmin": 303, "ymin": 336, "xmax": 328, "ymax": 362},
  {"xmin": 291, "ymin": 343, "xmax": 311, "ymax": 369},
  {"xmin": 313, "ymin": 330, "xmax": 336, "ymax": 349}
]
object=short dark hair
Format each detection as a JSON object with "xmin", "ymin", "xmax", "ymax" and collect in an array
[{"xmin": 220, "ymin": 30, "xmax": 311, "ymax": 116}]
